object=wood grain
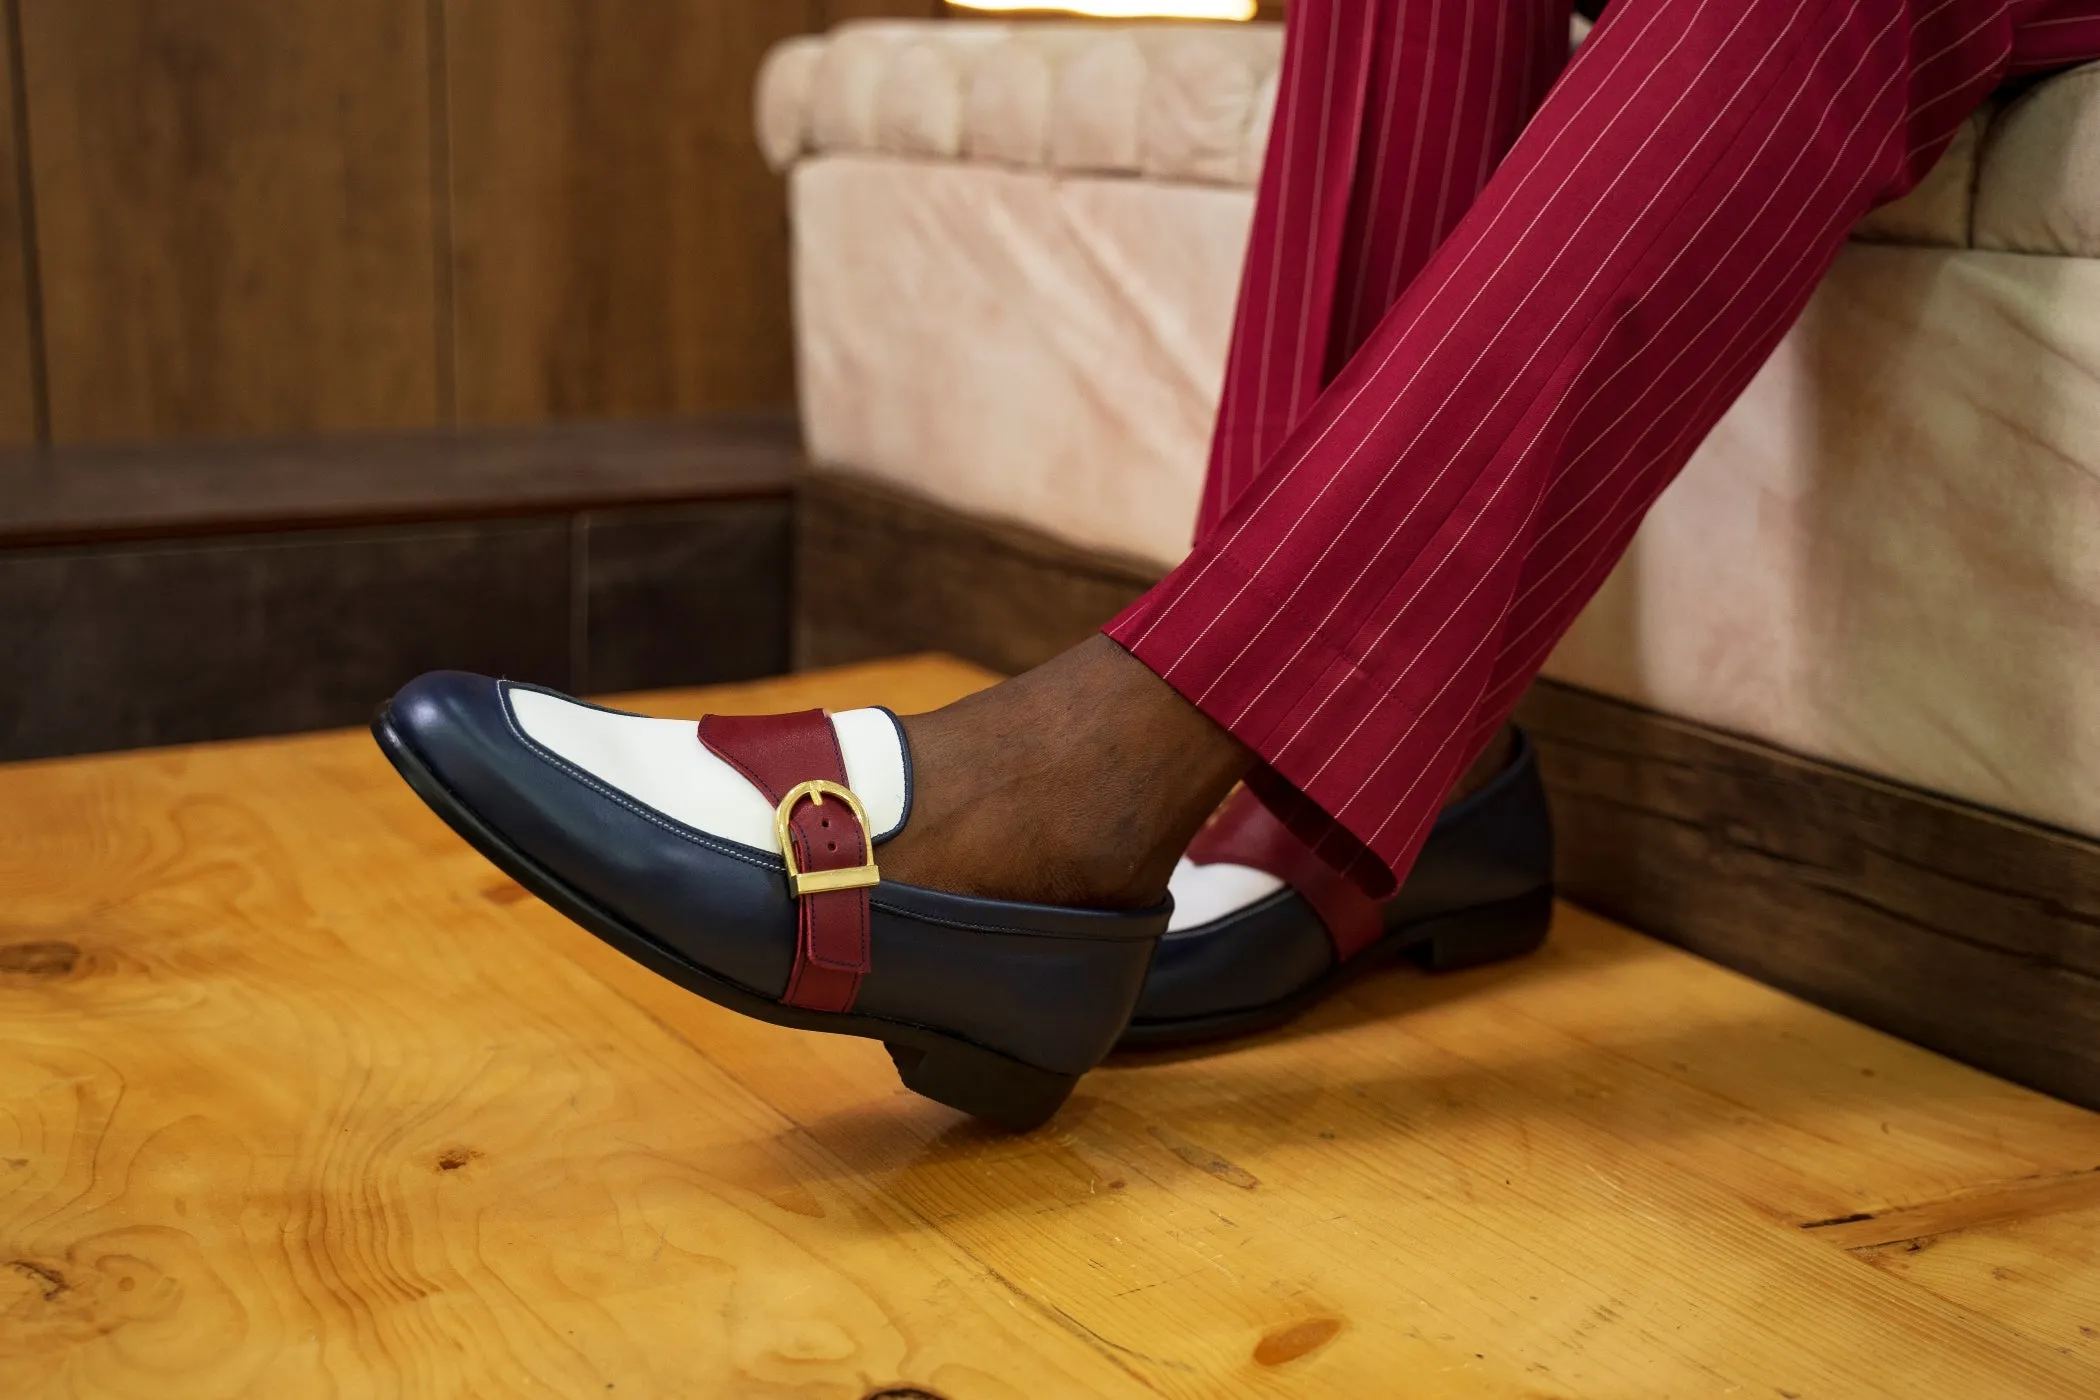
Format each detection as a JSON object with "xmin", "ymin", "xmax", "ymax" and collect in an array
[
  {"xmin": 0, "ymin": 7, "xmax": 38, "ymax": 444},
  {"xmin": 1514, "ymin": 677, "xmax": 2100, "ymax": 1113},
  {"xmin": 838, "ymin": 0, "xmax": 946, "ymax": 20},
  {"xmin": 4, "ymin": 655, "xmax": 2099, "ymax": 1395},
  {"xmin": 442, "ymin": 0, "xmax": 813, "ymax": 424},
  {"xmin": 18, "ymin": 0, "xmax": 442, "ymax": 444},
  {"xmin": 1852, "ymin": 1204, "xmax": 2100, "ymax": 1371}
]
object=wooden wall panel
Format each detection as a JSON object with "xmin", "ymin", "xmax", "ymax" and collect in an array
[
  {"xmin": 18, "ymin": 0, "xmax": 441, "ymax": 444},
  {"xmin": 838, "ymin": 0, "xmax": 944, "ymax": 19},
  {"xmin": 443, "ymin": 1, "xmax": 815, "ymax": 425},
  {"xmin": 1515, "ymin": 679, "xmax": 2100, "ymax": 1113},
  {"xmin": 0, "ymin": 10, "xmax": 37, "ymax": 444}
]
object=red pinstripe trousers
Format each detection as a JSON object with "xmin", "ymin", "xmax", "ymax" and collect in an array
[{"xmin": 1105, "ymin": 0, "xmax": 2100, "ymax": 896}]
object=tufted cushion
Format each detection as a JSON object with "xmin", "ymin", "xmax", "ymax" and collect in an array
[
  {"xmin": 964, "ymin": 32, "xmax": 1069, "ymax": 166},
  {"xmin": 873, "ymin": 27, "xmax": 1015, "ymax": 158},
  {"xmin": 759, "ymin": 18, "xmax": 1282, "ymax": 186},
  {"xmin": 1136, "ymin": 28, "xmax": 1276, "ymax": 184},
  {"xmin": 760, "ymin": 21, "xmax": 2100, "ymax": 256},
  {"xmin": 1048, "ymin": 31, "xmax": 1149, "ymax": 173}
]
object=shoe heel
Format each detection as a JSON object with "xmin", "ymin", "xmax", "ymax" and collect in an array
[
  {"xmin": 885, "ymin": 1039, "xmax": 1080, "ymax": 1131},
  {"xmin": 1408, "ymin": 888, "xmax": 1554, "ymax": 973}
]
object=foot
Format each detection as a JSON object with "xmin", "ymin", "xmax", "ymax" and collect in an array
[
  {"xmin": 1122, "ymin": 725, "xmax": 1554, "ymax": 1049},
  {"xmin": 372, "ymin": 670, "xmax": 1174, "ymax": 1128},
  {"xmin": 878, "ymin": 635, "xmax": 1254, "ymax": 909}
]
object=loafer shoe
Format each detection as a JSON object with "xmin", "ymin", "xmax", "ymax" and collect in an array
[
  {"xmin": 1119, "ymin": 730, "xmax": 1554, "ymax": 1048},
  {"xmin": 373, "ymin": 673, "xmax": 1168, "ymax": 1129}
]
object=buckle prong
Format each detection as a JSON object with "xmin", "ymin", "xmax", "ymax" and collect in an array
[{"xmin": 774, "ymin": 779, "xmax": 880, "ymax": 896}]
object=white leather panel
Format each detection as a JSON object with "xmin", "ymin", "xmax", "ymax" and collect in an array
[
  {"xmin": 506, "ymin": 689, "xmax": 909, "ymax": 854},
  {"xmin": 1166, "ymin": 859, "xmax": 1285, "ymax": 932}
]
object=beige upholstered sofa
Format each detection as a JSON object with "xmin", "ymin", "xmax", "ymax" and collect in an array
[{"xmin": 760, "ymin": 16, "xmax": 2100, "ymax": 852}]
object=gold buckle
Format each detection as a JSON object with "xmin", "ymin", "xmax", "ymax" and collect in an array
[{"xmin": 774, "ymin": 779, "xmax": 881, "ymax": 897}]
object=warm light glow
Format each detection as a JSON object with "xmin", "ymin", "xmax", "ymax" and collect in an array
[{"xmin": 949, "ymin": 0, "xmax": 1258, "ymax": 18}]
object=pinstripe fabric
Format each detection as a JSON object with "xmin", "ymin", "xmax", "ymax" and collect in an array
[
  {"xmin": 1198, "ymin": 0, "xmax": 1570, "ymax": 538},
  {"xmin": 1112, "ymin": 0, "xmax": 2100, "ymax": 897}
]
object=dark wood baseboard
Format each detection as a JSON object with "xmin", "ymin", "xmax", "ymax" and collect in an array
[
  {"xmin": 0, "ymin": 419, "xmax": 797, "ymax": 761},
  {"xmin": 795, "ymin": 468, "xmax": 1163, "ymax": 675},
  {"xmin": 793, "ymin": 468, "xmax": 2100, "ymax": 1109},
  {"xmin": 1515, "ymin": 680, "xmax": 2100, "ymax": 1111}
]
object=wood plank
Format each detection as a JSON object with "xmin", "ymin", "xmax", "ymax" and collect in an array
[
  {"xmin": 1807, "ymin": 1169, "xmax": 2100, "ymax": 1251},
  {"xmin": 0, "ymin": 8, "xmax": 38, "ymax": 444},
  {"xmin": 1514, "ymin": 678, "xmax": 2100, "ymax": 1114},
  {"xmin": 0, "ymin": 415, "xmax": 799, "ymax": 548},
  {"xmin": 1851, "ymin": 1205, "xmax": 2100, "ymax": 1371},
  {"xmin": 838, "ymin": 0, "xmax": 946, "ymax": 19},
  {"xmin": 797, "ymin": 469, "xmax": 1162, "ymax": 674},
  {"xmin": 0, "ymin": 520, "xmax": 572, "ymax": 761},
  {"xmin": 6, "ymin": 655, "xmax": 2099, "ymax": 1395},
  {"xmin": 18, "ymin": 0, "xmax": 441, "ymax": 442},
  {"xmin": 580, "ymin": 500, "xmax": 793, "ymax": 693},
  {"xmin": 442, "ymin": 0, "xmax": 823, "ymax": 425}
]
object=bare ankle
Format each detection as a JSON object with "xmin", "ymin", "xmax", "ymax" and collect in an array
[{"xmin": 882, "ymin": 636, "xmax": 1251, "ymax": 908}]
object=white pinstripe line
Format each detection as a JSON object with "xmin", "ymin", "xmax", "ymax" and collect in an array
[
  {"xmin": 1493, "ymin": 0, "xmax": 1984, "ymax": 602},
  {"xmin": 1909, "ymin": 1, "xmax": 2013, "ymax": 75},
  {"xmin": 1468, "ymin": 237, "xmax": 1851, "ymax": 700},
  {"xmin": 1470, "ymin": 0, "xmax": 1926, "ymax": 584},
  {"xmin": 1482, "ymin": 193, "xmax": 1853, "ymax": 682},
  {"xmin": 1323, "ymin": 445, "xmax": 1562, "ymax": 829},
  {"xmin": 1237, "ymin": 0, "xmax": 1973, "ymax": 802},
  {"xmin": 1283, "ymin": 7, "xmax": 1362, "ymax": 432},
  {"xmin": 1126, "ymin": 0, "xmax": 1682, "ymax": 657},
  {"xmin": 1239, "ymin": 1, "xmax": 1323, "ymax": 510},
  {"xmin": 1337, "ymin": 1, "xmax": 1420, "ymax": 360},
  {"xmin": 1316, "ymin": 1, "xmax": 1948, "ymax": 839},
  {"xmin": 1473, "ymin": 0, "xmax": 1515, "ymax": 190},
  {"xmin": 1161, "ymin": 0, "xmax": 2000, "ymax": 683},
  {"xmin": 1373, "ymin": 158, "xmax": 1910, "ymax": 844},
  {"xmin": 1351, "ymin": 49, "xmax": 1932, "ymax": 839},
  {"xmin": 1188, "ymin": 1, "xmax": 2058, "ymax": 853},
  {"xmin": 1379, "ymin": 0, "xmax": 1448, "ymax": 317},
  {"xmin": 1142, "ymin": 33, "xmax": 1697, "ymax": 714},
  {"xmin": 1207, "ymin": 256, "xmax": 1261, "ymax": 527},
  {"xmin": 1217, "ymin": 0, "xmax": 1785, "ymax": 735},
  {"xmin": 1425, "ymin": 0, "xmax": 1486, "ymax": 295}
]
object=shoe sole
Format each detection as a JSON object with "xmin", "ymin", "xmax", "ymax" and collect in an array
[
  {"xmin": 372, "ymin": 704, "xmax": 1081, "ymax": 1130},
  {"xmin": 1116, "ymin": 886, "xmax": 1554, "ymax": 1050}
]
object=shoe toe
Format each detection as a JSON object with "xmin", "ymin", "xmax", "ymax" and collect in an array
[
  {"xmin": 386, "ymin": 670, "xmax": 508, "ymax": 779},
  {"xmin": 377, "ymin": 671, "xmax": 798, "ymax": 997}
]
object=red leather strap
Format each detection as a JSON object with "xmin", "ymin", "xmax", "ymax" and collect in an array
[
  {"xmin": 698, "ymin": 710, "xmax": 871, "ymax": 1014},
  {"xmin": 1185, "ymin": 786, "xmax": 1384, "ymax": 960}
]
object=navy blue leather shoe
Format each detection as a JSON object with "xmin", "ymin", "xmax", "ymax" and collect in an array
[
  {"xmin": 1119, "ymin": 731, "xmax": 1554, "ymax": 1049},
  {"xmin": 373, "ymin": 673, "xmax": 1168, "ymax": 1129}
]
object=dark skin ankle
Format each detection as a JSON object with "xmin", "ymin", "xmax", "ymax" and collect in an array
[
  {"xmin": 879, "ymin": 634, "xmax": 1522, "ymax": 910},
  {"xmin": 882, "ymin": 636, "xmax": 1253, "ymax": 909}
]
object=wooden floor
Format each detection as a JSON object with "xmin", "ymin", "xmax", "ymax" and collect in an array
[{"xmin": 5, "ymin": 656, "xmax": 2099, "ymax": 1398}]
